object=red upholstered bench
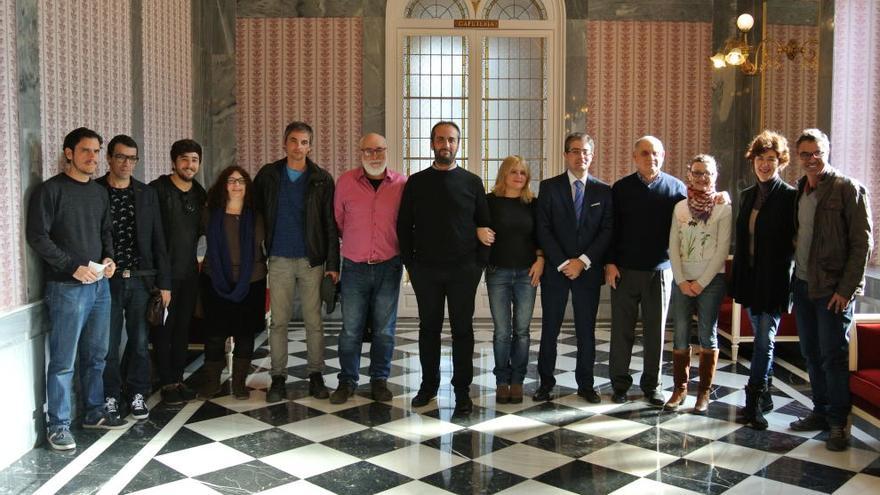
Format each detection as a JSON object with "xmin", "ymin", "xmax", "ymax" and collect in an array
[{"xmin": 849, "ymin": 314, "xmax": 880, "ymax": 418}]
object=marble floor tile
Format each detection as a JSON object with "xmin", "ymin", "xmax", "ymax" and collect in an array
[
  {"xmin": 623, "ymin": 426, "xmax": 712, "ymax": 457},
  {"xmin": 128, "ymin": 477, "xmax": 223, "ymax": 494},
  {"xmin": 185, "ymin": 413, "xmax": 274, "ymax": 442},
  {"xmin": 533, "ymin": 460, "xmax": 638, "ymax": 495},
  {"xmin": 220, "ymin": 428, "xmax": 312, "ymax": 458},
  {"xmin": 581, "ymin": 442, "xmax": 679, "ymax": 477},
  {"xmin": 721, "ymin": 475, "xmax": 824, "ymax": 494},
  {"xmin": 784, "ymin": 438, "xmax": 880, "ymax": 472},
  {"xmin": 421, "ymin": 460, "xmax": 526, "ymax": 494},
  {"xmin": 377, "ymin": 479, "xmax": 457, "ymax": 494},
  {"xmin": 469, "ymin": 414, "xmax": 557, "ymax": 443},
  {"xmin": 755, "ymin": 456, "xmax": 856, "ymax": 493},
  {"xmin": 494, "ymin": 479, "xmax": 578, "ymax": 495},
  {"xmin": 243, "ymin": 400, "xmax": 325, "ymax": 426},
  {"xmin": 375, "ymin": 414, "xmax": 464, "ymax": 442},
  {"xmin": 659, "ymin": 413, "xmax": 744, "ymax": 440},
  {"xmin": 332, "ymin": 401, "xmax": 411, "ymax": 427},
  {"xmin": 121, "ymin": 459, "xmax": 187, "ymax": 494},
  {"xmin": 474, "ymin": 443, "xmax": 572, "ymax": 478},
  {"xmin": 649, "ymin": 458, "xmax": 750, "ymax": 495},
  {"xmin": 564, "ymin": 414, "xmax": 652, "ymax": 442},
  {"xmin": 193, "ymin": 460, "xmax": 298, "ymax": 494},
  {"xmin": 515, "ymin": 401, "xmax": 595, "ymax": 427},
  {"xmin": 255, "ymin": 479, "xmax": 337, "ymax": 494},
  {"xmin": 683, "ymin": 441, "xmax": 781, "ymax": 474},
  {"xmin": 717, "ymin": 427, "xmax": 808, "ymax": 454},
  {"xmin": 320, "ymin": 428, "xmax": 414, "ymax": 459},
  {"xmin": 277, "ymin": 414, "xmax": 367, "ymax": 442},
  {"xmin": 833, "ymin": 473, "xmax": 880, "ymax": 495},
  {"xmin": 155, "ymin": 442, "xmax": 255, "ymax": 478},
  {"xmin": 609, "ymin": 477, "xmax": 703, "ymax": 495},
  {"xmin": 522, "ymin": 427, "xmax": 615, "ymax": 458},
  {"xmin": 306, "ymin": 460, "xmax": 412, "ymax": 495},
  {"xmin": 260, "ymin": 444, "xmax": 359, "ymax": 479},
  {"xmin": 422, "ymin": 429, "xmax": 516, "ymax": 460},
  {"xmin": 367, "ymin": 444, "xmax": 468, "ymax": 479}
]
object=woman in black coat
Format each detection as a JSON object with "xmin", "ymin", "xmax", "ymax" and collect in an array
[{"xmin": 729, "ymin": 130, "xmax": 796, "ymax": 430}]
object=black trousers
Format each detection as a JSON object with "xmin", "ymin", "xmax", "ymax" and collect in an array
[
  {"xmin": 200, "ymin": 275, "xmax": 267, "ymax": 362},
  {"xmin": 409, "ymin": 262, "xmax": 483, "ymax": 392},
  {"xmin": 153, "ymin": 274, "xmax": 198, "ymax": 386}
]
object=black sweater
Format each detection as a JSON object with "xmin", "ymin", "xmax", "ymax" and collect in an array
[
  {"xmin": 487, "ymin": 194, "xmax": 537, "ymax": 269},
  {"xmin": 26, "ymin": 173, "xmax": 114, "ymax": 282},
  {"xmin": 397, "ymin": 166, "xmax": 490, "ymax": 265}
]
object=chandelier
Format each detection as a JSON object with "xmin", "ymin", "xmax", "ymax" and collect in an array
[{"xmin": 709, "ymin": 13, "xmax": 819, "ymax": 76}]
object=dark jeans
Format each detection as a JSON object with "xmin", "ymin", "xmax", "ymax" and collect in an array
[
  {"xmin": 486, "ymin": 267, "xmax": 536, "ymax": 385},
  {"xmin": 201, "ymin": 275, "xmax": 266, "ymax": 362},
  {"xmin": 670, "ymin": 273, "xmax": 726, "ymax": 350},
  {"xmin": 746, "ymin": 308, "xmax": 780, "ymax": 386},
  {"xmin": 338, "ymin": 257, "xmax": 403, "ymax": 385},
  {"xmin": 153, "ymin": 274, "xmax": 198, "ymax": 386},
  {"xmin": 793, "ymin": 277, "xmax": 853, "ymax": 426},
  {"xmin": 409, "ymin": 261, "xmax": 483, "ymax": 392},
  {"xmin": 538, "ymin": 272, "xmax": 601, "ymax": 389},
  {"xmin": 104, "ymin": 276, "xmax": 151, "ymax": 399},
  {"xmin": 45, "ymin": 279, "xmax": 111, "ymax": 430}
]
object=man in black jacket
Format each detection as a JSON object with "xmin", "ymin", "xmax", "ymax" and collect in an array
[
  {"xmin": 149, "ymin": 139, "xmax": 206, "ymax": 405},
  {"xmin": 254, "ymin": 121, "xmax": 340, "ymax": 402},
  {"xmin": 97, "ymin": 135, "xmax": 171, "ymax": 421}
]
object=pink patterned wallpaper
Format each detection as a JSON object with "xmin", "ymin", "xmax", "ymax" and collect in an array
[
  {"xmin": 235, "ymin": 18, "xmax": 364, "ymax": 178},
  {"xmin": 142, "ymin": 0, "xmax": 192, "ymax": 182},
  {"xmin": 38, "ymin": 0, "xmax": 132, "ymax": 178},
  {"xmin": 0, "ymin": 0, "xmax": 25, "ymax": 312},
  {"xmin": 762, "ymin": 24, "xmax": 818, "ymax": 185},
  {"xmin": 585, "ymin": 20, "xmax": 713, "ymax": 185},
  {"xmin": 832, "ymin": 0, "xmax": 880, "ymax": 265}
]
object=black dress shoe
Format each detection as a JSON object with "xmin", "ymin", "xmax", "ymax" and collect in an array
[
  {"xmin": 611, "ymin": 391, "xmax": 628, "ymax": 404},
  {"xmin": 532, "ymin": 386, "xmax": 553, "ymax": 402},
  {"xmin": 578, "ymin": 388, "xmax": 601, "ymax": 404},
  {"xmin": 453, "ymin": 395, "xmax": 473, "ymax": 416},
  {"xmin": 644, "ymin": 389, "xmax": 666, "ymax": 406},
  {"xmin": 411, "ymin": 389, "xmax": 437, "ymax": 407}
]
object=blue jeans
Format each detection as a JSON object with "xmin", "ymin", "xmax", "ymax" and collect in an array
[
  {"xmin": 746, "ymin": 308, "xmax": 780, "ymax": 386},
  {"xmin": 487, "ymin": 267, "xmax": 536, "ymax": 385},
  {"xmin": 104, "ymin": 276, "xmax": 151, "ymax": 399},
  {"xmin": 45, "ymin": 279, "xmax": 111, "ymax": 430},
  {"xmin": 337, "ymin": 257, "xmax": 403, "ymax": 385},
  {"xmin": 670, "ymin": 274, "xmax": 726, "ymax": 350},
  {"xmin": 793, "ymin": 278, "xmax": 852, "ymax": 426}
]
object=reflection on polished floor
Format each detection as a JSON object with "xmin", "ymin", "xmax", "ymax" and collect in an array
[{"xmin": 2, "ymin": 318, "xmax": 880, "ymax": 494}]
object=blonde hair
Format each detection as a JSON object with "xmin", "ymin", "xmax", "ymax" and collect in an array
[{"xmin": 492, "ymin": 155, "xmax": 535, "ymax": 203}]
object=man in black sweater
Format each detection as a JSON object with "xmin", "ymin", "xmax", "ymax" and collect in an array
[
  {"xmin": 27, "ymin": 127, "xmax": 129, "ymax": 451},
  {"xmin": 397, "ymin": 121, "xmax": 490, "ymax": 416}
]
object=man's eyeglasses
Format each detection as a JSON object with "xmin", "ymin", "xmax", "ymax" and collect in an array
[
  {"xmin": 360, "ymin": 148, "xmax": 387, "ymax": 156},
  {"xmin": 112, "ymin": 153, "xmax": 139, "ymax": 163},
  {"xmin": 688, "ymin": 170, "xmax": 716, "ymax": 178},
  {"xmin": 566, "ymin": 149, "xmax": 593, "ymax": 157},
  {"xmin": 226, "ymin": 178, "xmax": 246, "ymax": 185},
  {"xmin": 799, "ymin": 151, "xmax": 825, "ymax": 160}
]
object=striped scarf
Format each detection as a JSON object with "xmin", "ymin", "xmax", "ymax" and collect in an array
[{"xmin": 687, "ymin": 183, "xmax": 717, "ymax": 223}]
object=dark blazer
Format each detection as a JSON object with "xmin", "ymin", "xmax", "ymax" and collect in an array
[
  {"xmin": 96, "ymin": 175, "xmax": 172, "ymax": 291},
  {"xmin": 729, "ymin": 178, "xmax": 796, "ymax": 314},
  {"xmin": 536, "ymin": 172, "xmax": 613, "ymax": 286}
]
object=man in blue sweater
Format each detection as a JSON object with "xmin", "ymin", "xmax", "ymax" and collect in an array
[{"xmin": 605, "ymin": 136, "xmax": 686, "ymax": 406}]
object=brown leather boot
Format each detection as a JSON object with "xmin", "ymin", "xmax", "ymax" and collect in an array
[
  {"xmin": 663, "ymin": 348, "xmax": 691, "ymax": 411},
  {"xmin": 232, "ymin": 358, "xmax": 251, "ymax": 400},
  {"xmin": 694, "ymin": 349, "xmax": 719, "ymax": 414},
  {"xmin": 496, "ymin": 384, "xmax": 511, "ymax": 404},
  {"xmin": 509, "ymin": 384, "xmax": 523, "ymax": 404},
  {"xmin": 198, "ymin": 360, "xmax": 225, "ymax": 400}
]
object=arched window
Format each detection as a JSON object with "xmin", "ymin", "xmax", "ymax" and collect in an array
[{"xmin": 387, "ymin": 0, "xmax": 565, "ymax": 192}]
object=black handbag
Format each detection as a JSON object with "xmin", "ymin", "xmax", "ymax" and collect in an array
[{"xmin": 146, "ymin": 288, "xmax": 165, "ymax": 327}]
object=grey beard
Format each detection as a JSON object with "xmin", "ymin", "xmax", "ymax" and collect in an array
[{"xmin": 363, "ymin": 163, "xmax": 386, "ymax": 176}]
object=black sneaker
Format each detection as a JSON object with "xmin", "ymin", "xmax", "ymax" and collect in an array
[
  {"xmin": 826, "ymin": 424, "xmax": 850, "ymax": 451},
  {"xmin": 309, "ymin": 373, "xmax": 329, "ymax": 399},
  {"xmin": 411, "ymin": 389, "xmax": 437, "ymax": 407},
  {"xmin": 330, "ymin": 381, "xmax": 356, "ymax": 404},
  {"xmin": 83, "ymin": 411, "xmax": 129, "ymax": 430},
  {"xmin": 177, "ymin": 383, "xmax": 197, "ymax": 401},
  {"xmin": 104, "ymin": 397, "xmax": 121, "ymax": 421},
  {"xmin": 371, "ymin": 379, "xmax": 393, "ymax": 402},
  {"xmin": 790, "ymin": 413, "xmax": 830, "ymax": 432},
  {"xmin": 130, "ymin": 393, "xmax": 149, "ymax": 420},
  {"xmin": 161, "ymin": 385, "xmax": 183, "ymax": 405},
  {"xmin": 47, "ymin": 427, "xmax": 76, "ymax": 451},
  {"xmin": 266, "ymin": 376, "xmax": 287, "ymax": 403}
]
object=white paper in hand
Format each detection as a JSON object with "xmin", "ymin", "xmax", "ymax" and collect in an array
[{"xmin": 87, "ymin": 261, "xmax": 107, "ymax": 283}]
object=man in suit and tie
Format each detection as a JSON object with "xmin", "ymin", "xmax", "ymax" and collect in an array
[{"xmin": 533, "ymin": 132, "xmax": 613, "ymax": 402}]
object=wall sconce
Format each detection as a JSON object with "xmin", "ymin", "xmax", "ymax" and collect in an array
[{"xmin": 709, "ymin": 13, "xmax": 819, "ymax": 76}]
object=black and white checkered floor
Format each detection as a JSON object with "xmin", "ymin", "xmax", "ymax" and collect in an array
[{"xmin": 3, "ymin": 318, "xmax": 880, "ymax": 494}]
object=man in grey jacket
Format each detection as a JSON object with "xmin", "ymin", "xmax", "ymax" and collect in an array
[{"xmin": 789, "ymin": 128, "xmax": 873, "ymax": 451}]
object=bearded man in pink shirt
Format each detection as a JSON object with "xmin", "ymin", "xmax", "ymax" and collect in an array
[{"xmin": 330, "ymin": 133, "xmax": 407, "ymax": 404}]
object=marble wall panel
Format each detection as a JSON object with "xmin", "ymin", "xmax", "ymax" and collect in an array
[
  {"xmin": 235, "ymin": 17, "xmax": 363, "ymax": 178},
  {"xmin": 37, "ymin": 0, "xmax": 132, "ymax": 178},
  {"xmin": 584, "ymin": 20, "xmax": 713, "ymax": 184},
  {"xmin": 831, "ymin": 0, "xmax": 880, "ymax": 265},
  {"xmin": 0, "ymin": 0, "xmax": 25, "ymax": 312},
  {"xmin": 142, "ymin": 0, "xmax": 193, "ymax": 182}
]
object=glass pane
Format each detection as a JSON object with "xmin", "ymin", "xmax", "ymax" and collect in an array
[
  {"xmin": 402, "ymin": 35, "xmax": 469, "ymax": 176},
  {"xmin": 481, "ymin": 36, "xmax": 547, "ymax": 192},
  {"xmin": 482, "ymin": 0, "xmax": 547, "ymax": 20},
  {"xmin": 405, "ymin": 0, "xmax": 468, "ymax": 19}
]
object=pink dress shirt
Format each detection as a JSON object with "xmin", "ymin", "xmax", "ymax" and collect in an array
[{"xmin": 334, "ymin": 167, "xmax": 407, "ymax": 263}]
